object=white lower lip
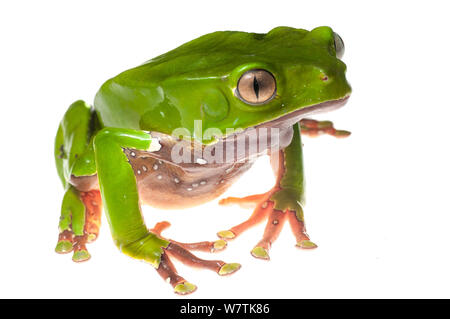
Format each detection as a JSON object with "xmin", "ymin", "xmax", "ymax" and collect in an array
[{"xmin": 255, "ymin": 95, "xmax": 351, "ymax": 129}]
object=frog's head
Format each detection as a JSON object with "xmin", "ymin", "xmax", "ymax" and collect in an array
[{"xmin": 95, "ymin": 26, "xmax": 351, "ymax": 144}]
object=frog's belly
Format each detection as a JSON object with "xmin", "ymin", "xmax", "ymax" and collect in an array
[{"xmin": 124, "ymin": 148, "xmax": 254, "ymax": 209}]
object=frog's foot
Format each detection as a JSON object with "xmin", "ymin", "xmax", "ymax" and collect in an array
[
  {"xmin": 300, "ymin": 118, "xmax": 351, "ymax": 138},
  {"xmin": 149, "ymin": 222, "xmax": 240, "ymax": 295},
  {"xmin": 157, "ymin": 244, "xmax": 241, "ymax": 295},
  {"xmin": 218, "ymin": 190, "xmax": 316, "ymax": 260},
  {"xmin": 217, "ymin": 192, "xmax": 273, "ymax": 240},
  {"xmin": 55, "ymin": 189, "xmax": 102, "ymax": 262}
]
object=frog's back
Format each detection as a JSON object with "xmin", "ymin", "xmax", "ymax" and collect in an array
[{"xmin": 93, "ymin": 27, "xmax": 310, "ymax": 135}]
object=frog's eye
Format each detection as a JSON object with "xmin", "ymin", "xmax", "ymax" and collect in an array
[
  {"xmin": 236, "ymin": 69, "xmax": 276, "ymax": 105},
  {"xmin": 333, "ymin": 32, "xmax": 345, "ymax": 59}
]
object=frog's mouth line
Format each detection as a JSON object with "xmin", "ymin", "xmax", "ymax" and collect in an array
[
  {"xmin": 147, "ymin": 95, "xmax": 350, "ymax": 168},
  {"xmin": 254, "ymin": 95, "xmax": 350, "ymax": 131}
]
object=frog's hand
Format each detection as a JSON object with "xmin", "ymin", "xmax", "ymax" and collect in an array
[
  {"xmin": 218, "ymin": 123, "xmax": 316, "ymax": 260},
  {"xmin": 94, "ymin": 128, "xmax": 240, "ymax": 295},
  {"xmin": 300, "ymin": 118, "xmax": 351, "ymax": 138},
  {"xmin": 54, "ymin": 101, "xmax": 103, "ymax": 262}
]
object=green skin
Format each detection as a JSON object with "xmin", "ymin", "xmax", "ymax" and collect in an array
[{"xmin": 55, "ymin": 26, "xmax": 351, "ymax": 292}]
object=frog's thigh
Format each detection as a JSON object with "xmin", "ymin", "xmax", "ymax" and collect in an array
[{"xmin": 93, "ymin": 128, "xmax": 159, "ymax": 250}]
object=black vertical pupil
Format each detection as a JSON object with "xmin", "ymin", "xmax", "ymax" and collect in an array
[{"xmin": 253, "ymin": 75, "xmax": 260, "ymax": 99}]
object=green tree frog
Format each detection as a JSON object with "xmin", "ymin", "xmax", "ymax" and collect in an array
[{"xmin": 54, "ymin": 26, "xmax": 352, "ymax": 295}]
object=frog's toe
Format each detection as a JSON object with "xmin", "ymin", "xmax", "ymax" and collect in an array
[
  {"xmin": 212, "ymin": 239, "xmax": 227, "ymax": 252},
  {"xmin": 174, "ymin": 281, "xmax": 197, "ymax": 295},
  {"xmin": 218, "ymin": 262, "xmax": 241, "ymax": 276},
  {"xmin": 55, "ymin": 230, "xmax": 74, "ymax": 254},
  {"xmin": 251, "ymin": 246, "xmax": 270, "ymax": 260},
  {"xmin": 71, "ymin": 235, "xmax": 91, "ymax": 262},
  {"xmin": 55, "ymin": 232, "xmax": 93, "ymax": 262},
  {"xmin": 72, "ymin": 249, "xmax": 91, "ymax": 262},
  {"xmin": 296, "ymin": 239, "xmax": 318, "ymax": 249},
  {"xmin": 217, "ymin": 230, "xmax": 236, "ymax": 240},
  {"xmin": 219, "ymin": 194, "xmax": 266, "ymax": 209},
  {"xmin": 166, "ymin": 242, "xmax": 241, "ymax": 276},
  {"xmin": 55, "ymin": 240, "xmax": 73, "ymax": 254},
  {"xmin": 300, "ymin": 118, "xmax": 351, "ymax": 138},
  {"xmin": 150, "ymin": 221, "xmax": 228, "ymax": 253}
]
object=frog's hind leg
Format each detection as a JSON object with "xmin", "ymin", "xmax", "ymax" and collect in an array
[
  {"xmin": 54, "ymin": 100, "xmax": 102, "ymax": 262},
  {"xmin": 93, "ymin": 127, "xmax": 241, "ymax": 295}
]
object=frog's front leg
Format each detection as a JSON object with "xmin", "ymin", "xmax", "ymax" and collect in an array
[
  {"xmin": 218, "ymin": 123, "xmax": 317, "ymax": 259},
  {"xmin": 94, "ymin": 128, "xmax": 240, "ymax": 295}
]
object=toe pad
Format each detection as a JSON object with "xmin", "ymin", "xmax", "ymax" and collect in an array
[{"xmin": 174, "ymin": 282, "xmax": 197, "ymax": 295}]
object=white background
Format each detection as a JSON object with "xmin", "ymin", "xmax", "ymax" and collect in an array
[{"xmin": 1, "ymin": 0, "xmax": 450, "ymax": 299}]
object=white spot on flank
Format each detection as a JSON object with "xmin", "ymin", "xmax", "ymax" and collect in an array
[
  {"xmin": 174, "ymin": 177, "xmax": 180, "ymax": 183},
  {"xmin": 196, "ymin": 158, "xmax": 207, "ymax": 165},
  {"xmin": 153, "ymin": 164, "xmax": 159, "ymax": 170},
  {"xmin": 142, "ymin": 165, "xmax": 148, "ymax": 172},
  {"xmin": 157, "ymin": 175, "xmax": 162, "ymax": 180},
  {"xmin": 192, "ymin": 183, "xmax": 198, "ymax": 187},
  {"xmin": 130, "ymin": 151, "xmax": 136, "ymax": 157},
  {"xmin": 148, "ymin": 138, "xmax": 161, "ymax": 152},
  {"xmin": 200, "ymin": 181, "xmax": 206, "ymax": 185},
  {"xmin": 137, "ymin": 169, "xmax": 141, "ymax": 175},
  {"xmin": 187, "ymin": 187, "xmax": 193, "ymax": 191}
]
